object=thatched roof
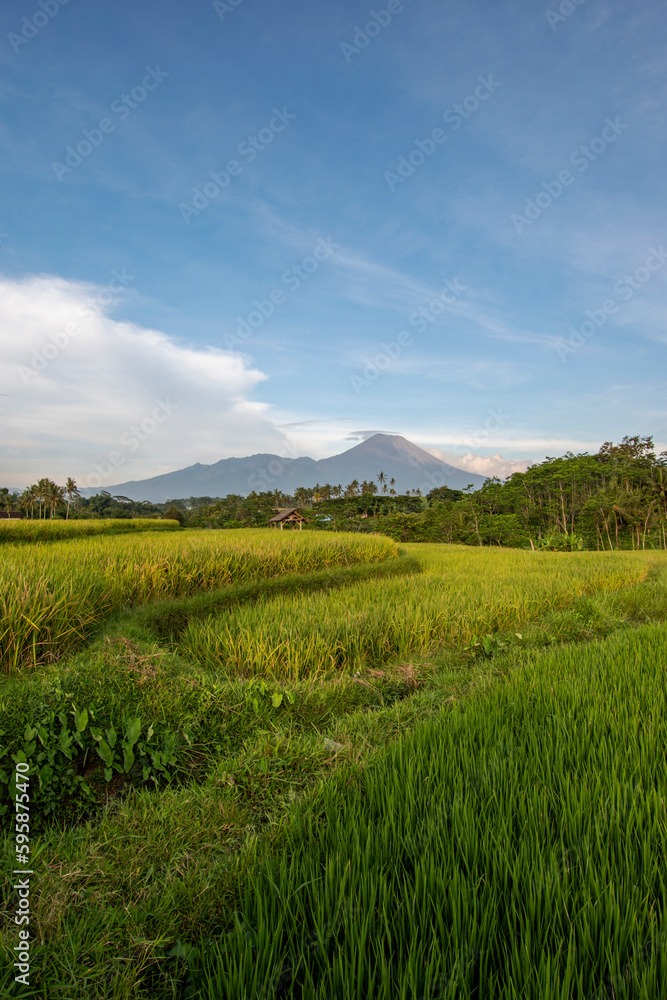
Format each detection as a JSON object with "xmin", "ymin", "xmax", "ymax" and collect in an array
[{"xmin": 268, "ymin": 507, "xmax": 304, "ymax": 523}]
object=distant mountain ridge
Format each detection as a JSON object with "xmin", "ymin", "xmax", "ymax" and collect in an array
[{"xmin": 79, "ymin": 434, "xmax": 486, "ymax": 503}]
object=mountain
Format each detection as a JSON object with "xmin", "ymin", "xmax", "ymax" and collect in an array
[{"xmin": 80, "ymin": 434, "xmax": 486, "ymax": 502}]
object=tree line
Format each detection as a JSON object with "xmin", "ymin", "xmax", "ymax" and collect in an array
[
  {"xmin": 180, "ymin": 435, "xmax": 667, "ymax": 550},
  {"xmin": 1, "ymin": 477, "xmax": 80, "ymax": 520},
  {"xmin": 364, "ymin": 435, "xmax": 667, "ymax": 550},
  {"xmin": 0, "ymin": 481, "xmax": 166, "ymax": 521},
  {"xmin": 3, "ymin": 436, "xmax": 666, "ymax": 550}
]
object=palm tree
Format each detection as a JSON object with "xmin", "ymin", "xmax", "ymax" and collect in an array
[
  {"xmin": 18, "ymin": 488, "xmax": 32, "ymax": 519},
  {"xmin": 21, "ymin": 485, "xmax": 39, "ymax": 520},
  {"xmin": 377, "ymin": 471, "xmax": 387, "ymax": 494},
  {"xmin": 35, "ymin": 478, "xmax": 52, "ymax": 519},
  {"xmin": 389, "ymin": 477, "xmax": 396, "ymax": 497},
  {"xmin": 0, "ymin": 488, "xmax": 15, "ymax": 513},
  {"xmin": 589, "ymin": 491, "xmax": 616, "ymax": 550},
  {"xmin": 50, "ymin": 482, "xmax": 66, "ymax": 519},
  {"xmin": 38, "ymin": 479, "xmax": 63, "ymax": 519}
]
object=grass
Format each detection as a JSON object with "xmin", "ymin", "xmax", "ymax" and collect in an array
[
  {"xmin": 197, "ymin": 621, "xmax": 667, "ymax": 999},
  {"xmin": 177, "ymin": 545, "xmax": 652, "ymax": 680},
  {"xmin": 130, "ymin": 551, "xmax": 419, "ymax": 646},
  {"xmin": 1, "ymin": 541, "xmax": 666, "ymax": 998},
  {"xmin": 0, "ymin": 518, "xmax": 183, "ymax": 544},
  {"xmin": 0, "ymin": 529, "xmax": 397, "ymax": 674}
]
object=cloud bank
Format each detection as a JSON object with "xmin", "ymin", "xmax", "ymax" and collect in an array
[
  {"xmin": 0, "ymin": 274, "xmax": 288, "ymax": 488},
  {"xmin": 429, "ymin": 449, "xmax": 530, "ymax": 480}
]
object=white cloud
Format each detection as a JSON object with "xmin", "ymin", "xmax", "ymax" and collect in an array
[
  {"xmin": 429, "ymin": 449, "xmax": 530, "ymax": 479},
  {"xmin": 0, "ymin": 273, "xmax": 288, "ymax": 488}
]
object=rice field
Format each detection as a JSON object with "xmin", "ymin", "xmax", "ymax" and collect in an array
[
  {"xmin": 1, "ymin": 532, "xmax": 666, "ymax": 999},
  {"xmin": 0, "ymin": 529, "xmax": 397, "ymax": 674},
  {"xmin": 201, "ymin": 620, "xmax": 667, "ymax": 999},
  {"xmin": 178, "ymin": 545, "xmax": 651, "ymax": 679},
  {"xmin": 0, "ymin": 517, "xmax": 182, "ymax": 544}
]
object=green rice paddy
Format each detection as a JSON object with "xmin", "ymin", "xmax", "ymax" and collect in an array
[{"xmin": 1, "ymin": 524, "xmax": 666, "ymax": 998}]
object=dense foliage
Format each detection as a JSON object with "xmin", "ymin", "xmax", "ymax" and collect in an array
[
  {"xmin": 4, "ymin": 436, "xmax": 665, "ymax": 548},
  {"xmin": 178, "ymin": 435, "xmax": 667, "ymax": 550}
]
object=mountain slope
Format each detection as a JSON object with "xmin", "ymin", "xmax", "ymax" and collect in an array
[{"xmin": 80, "ymin": 434, "xmax": 486, "ymax": 502}]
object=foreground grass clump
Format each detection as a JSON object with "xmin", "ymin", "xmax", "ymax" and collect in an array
[
  {"xmin": 200, "ymin": 621, "xmax": 667, "ymax": 999},
  {"xmin": 0, "ymin": 518, "xmax": 182, "ymax": 544},
  {"xmin": 0, "ymin": 529, "xmax": 397, "ymax": 674},
  {"xmin": 178, "ymin": 545, "xmax": 651, "ymax": 679}
]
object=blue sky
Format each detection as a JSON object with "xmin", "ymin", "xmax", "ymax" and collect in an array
[{"xmin": 1, "ymin": 0, "xmax": 665, "ymax": 489}]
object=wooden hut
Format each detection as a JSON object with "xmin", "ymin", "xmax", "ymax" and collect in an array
[
  {"xmin": 268, "ymin": 507, "xmax": 305, "ymax": 530},
  {"xmin": 0, "ymin": 511, "xmax": 23, "ymax": 519}
]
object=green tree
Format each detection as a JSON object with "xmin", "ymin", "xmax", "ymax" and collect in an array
[
  {"xmin": 163, "ymin": 505, "xmax": 185, "ymax": 526},
  {"xmin": 0, "ymin": 488, "xmax": 18, "ymax": 513},
  {"xmin": 65, "ymin": 477, "xmax": 80, "ymax": 520}
]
